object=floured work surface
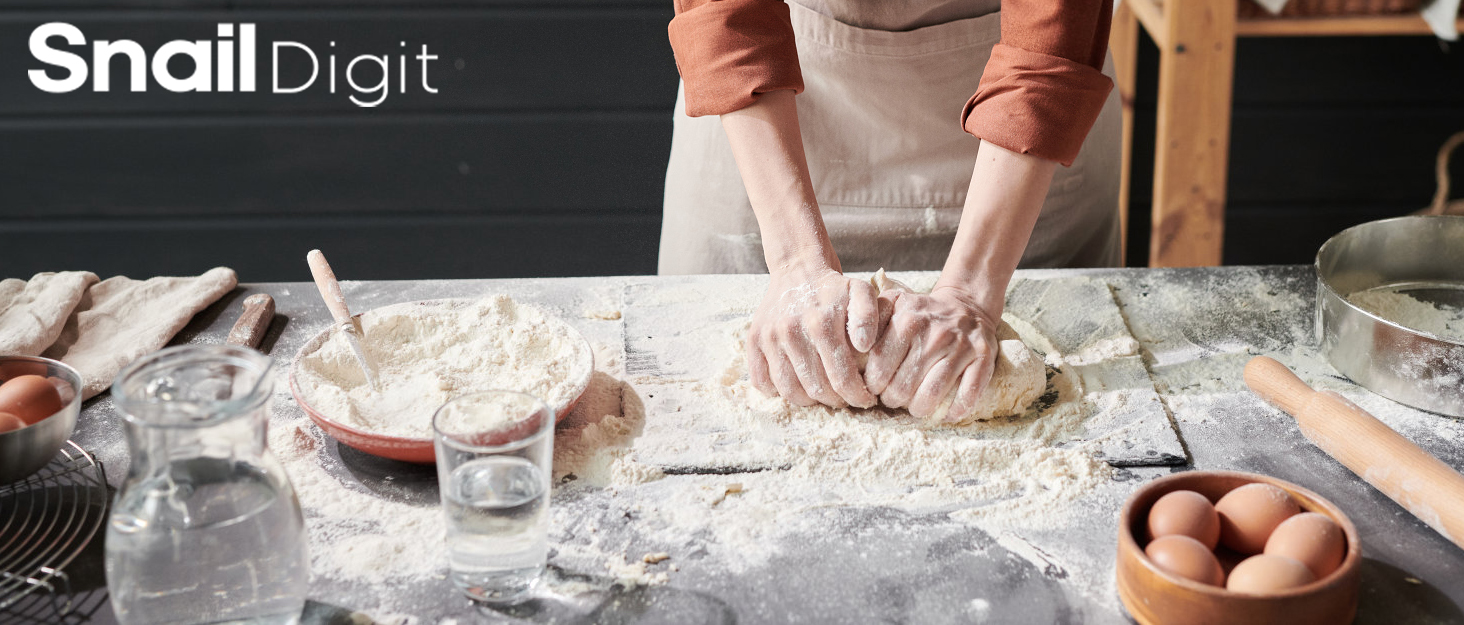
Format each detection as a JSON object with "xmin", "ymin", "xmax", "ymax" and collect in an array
[
  {"xmin": 61, "ymin": 268, "xmax": 1464, "ymax": 624},
  {"xmin": 624, "ymin": 273, "xmax": 1184, "ymax": 472}
]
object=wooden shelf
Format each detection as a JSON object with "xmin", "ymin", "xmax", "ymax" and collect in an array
[
  {"xmin": 1130, "ymin": 0, "xmax": 1463, "ymax": 42},
  {"xmin": 1115, "ymin": 0, "xmax": 1459, "ymax": 266},
  {"xmin": 1237, "ymin": 14, "xmax": 1464, "ymax": 36}
]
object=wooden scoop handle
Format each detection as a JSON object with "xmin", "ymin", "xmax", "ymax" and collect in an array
[
  {"xmin": 306, "ymin": 249, "xmax": 355, "ymax": 324},
  {"xmin": 1245, "ymin": 355, "xmax": 1464, "ymax": 550},
  {"xmin": 226, "ymin": 293, "xmax": 275, "ymax": 350}
]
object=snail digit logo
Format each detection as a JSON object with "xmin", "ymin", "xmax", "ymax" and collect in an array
[{"xmin": 27, "ymin": 22, "xmax": 440, "ymax": 107}]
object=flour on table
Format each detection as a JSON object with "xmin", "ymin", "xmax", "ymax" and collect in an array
[
  {"xmin": 268, "ymin": 339, "xmax": 631, "ymax": 586},
  {"xmin": 547, "ymin": 278, "xmax": 1122, "ymax": 584},
  {"xmin": 603, "ymin": 554, "xmax": 669, "ymax": 588},
  {"xmin": 1347, "ymin": 288, "xmax": 1464, "ymax": 342},
  {"xmin": 269, "ymin": 413, "xmax": 445, "ymax": 585},
  {"xmin": 293, "ymin": 296, "xmax": 593, "ymax": 439},
  {"xmin": 277, "ymin": 274, "xmax": 1155, "ymax": 617}
]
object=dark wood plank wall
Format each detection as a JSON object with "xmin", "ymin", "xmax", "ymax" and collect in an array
[
  {"xmin": 0, "ymin": 3, "xmax": 1460, "ymax": 281},
  {"xmin": 0, "ymin": 1, "xmax": 679, "ymax": 281}
]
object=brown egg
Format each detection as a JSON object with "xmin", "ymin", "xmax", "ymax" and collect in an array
[
  {"xmin": 1264, "ymin": 512, "xmax": 1346, "ymax": 580},
  {"xmin": 1226, "ymin": 554, "xmax": 1316, "ymax": 594},
  {"xmin": 0, "ymin": 375, "xmax": 63, "ymax": 425},
  {"xmin": 0, "ymin": 412, "xmax": 26, "ymax": 433},
  {"xmin": 1215, "ymin": 483, "xmax": 1300, "ymax": 554},
  {"xmin": 1144, "ymin": 534, "xmax": 1226, "ymax": 586},
  {"xmin": 1147, "ymin": 490, "xmax": 1221, "ymax": 549}
]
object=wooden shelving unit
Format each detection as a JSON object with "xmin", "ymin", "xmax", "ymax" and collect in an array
[{"xmin": 1112, "ymin": 0, "xmax": 1464, "ymax": 266}]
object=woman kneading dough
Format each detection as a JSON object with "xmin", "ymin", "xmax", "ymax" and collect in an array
[{"xmin": 661, "ymin": 0, "xmax": 1120, "ymax": 418}]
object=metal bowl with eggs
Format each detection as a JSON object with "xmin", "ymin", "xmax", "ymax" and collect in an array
[
  {"xmin": 0, "ymin": 356, "xmax": 84, "ymax": 484},
  {"xmin": 289, "ymin": 298, "xmax": 594, "ymax": 464},
  {"xmin": 1116, "ymin": 470, "xmax": 1361, "ymax": 625}
]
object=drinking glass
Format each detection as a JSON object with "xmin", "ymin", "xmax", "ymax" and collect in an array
[{"xmin": 433, "ymin": 390, "xmax": 554, "ymax": 604}]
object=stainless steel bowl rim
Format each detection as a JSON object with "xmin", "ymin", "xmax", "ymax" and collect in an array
[
  {"xmin": 1315, "ymin": 215, "xmax": 1464, "ymax": 347},
  {"xmin": 1314, "ymin": 215, "xmax": 1464, "ymax": 417},
  {"xmin": 0, "ymin": 355, "xmax": 83, "ymax": 484},
  {"xmin": 0, "ymin": 355, "xmax": 82, "ymax": 426}
]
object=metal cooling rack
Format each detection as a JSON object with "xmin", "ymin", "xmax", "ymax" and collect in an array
[{"xmin": 0, "ymin": 441, "xmax": 108, "ymax": 614}]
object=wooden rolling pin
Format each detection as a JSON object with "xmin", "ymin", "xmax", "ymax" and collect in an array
[
  {"xmin": 226, "ymin": 293, "xmax": 275, "ymax": 351},
  {"xmin": 1245, "ymin": 355, "xmax": 1464, "ymax": 551}
]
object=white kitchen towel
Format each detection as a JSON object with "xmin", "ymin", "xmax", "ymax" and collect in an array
[
  {"xmin": 1251, "ymin": 0, "xmax": 1292, "ymax": 14},
  {"xmin": 1422, "ymin": 0, "xmax": 1461, "ymax": 40},
  {"xmin": 39, "ymin": 267, "xmax": 238, "ymax": 399},
  {"xmin": 0, "ymin": 271, "xmax": 100, "ymax": 357}
]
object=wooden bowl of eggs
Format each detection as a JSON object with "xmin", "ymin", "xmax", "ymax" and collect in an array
[{"xmin": 1116, "ymin": 470, "xmax": 1361, "ymax": 625}]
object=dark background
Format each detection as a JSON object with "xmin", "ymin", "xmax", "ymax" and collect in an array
[{"xmin": 0, "ymin": 1, "xmax": 1460, "ymax": 281}]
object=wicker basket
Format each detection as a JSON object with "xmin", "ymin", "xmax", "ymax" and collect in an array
[
  {"xmin": 1237, "ymin": 0, "xmax": 1422, "ymax": 19},
  {"xmin": 1415, "ymin": 132, "xmax": 1464, "ymax": 217}
]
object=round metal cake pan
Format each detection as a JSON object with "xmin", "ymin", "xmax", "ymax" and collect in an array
[{"xmin": 1315, "ymin": 215, "xmax": 1464, "ymax": 417}]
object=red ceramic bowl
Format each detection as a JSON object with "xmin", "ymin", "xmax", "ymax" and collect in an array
[{"xmin": 289, "ymin": 299, "xmax": 593, "ymax": 464}]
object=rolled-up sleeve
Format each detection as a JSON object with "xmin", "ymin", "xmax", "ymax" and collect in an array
[
  {"xmin": 961, "ymin": 0, "xmax": 1115, "ymax": 166},
  {"xmin": 668, "ymin": 0, "xmax": 805, "ymax": 117}
]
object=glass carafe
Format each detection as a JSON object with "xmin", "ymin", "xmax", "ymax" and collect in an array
[{"xmin": 105, "ymin": 345, "xmax": 309, "ymax": 625}]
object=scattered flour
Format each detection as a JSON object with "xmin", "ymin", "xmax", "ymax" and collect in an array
[
  {"xmin": 583, "ymin": 310, "xmax": 622, "ymax": 321},
  {"xmin": 1347, "ymin": 288, "xmax": 1464, "ymax": 342},
  {"xmin": 293, "ymin": 296, "xmax": 593, "ymax": 439},
  {"xmin": 544, "ymin": 309, "xmax": 1118, "ymax": 584},
  {"xmin": 1055, "ymin": 336, "xmax": 1142, "ymax": 367},
  {"xmin": 603, "ymin": 554, "xmax": 669, "ymax": 587},
  {"xmin": 1113, "ymin": 266, "xmax": 1464, "ymax": 458},
  {"xmin": 271, "ymin": 273, "xmax": 1223, "ymax": 618},
  {"xmin": 269, "ymin": 410, "xmax": 446, "ymax": 585},
  {"xmin": 99, "ymin": 269, "xmax": 1464, "ymax": 622},
  {"xmin": 271, "ymin": 340, "xmax": 651, "ymax": 592}
]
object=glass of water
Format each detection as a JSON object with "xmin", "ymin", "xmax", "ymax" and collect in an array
[{"xmin": 433, "ymin": 390, "xmax": 554, "ymax": 604}]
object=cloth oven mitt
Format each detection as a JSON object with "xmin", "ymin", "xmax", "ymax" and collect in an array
[
  {"xmin": 0, "ymin": 271, "xmax": 100, "ymax": 357},
  {"xmin": 41, "ymin": 267, "xmax": 238, "ymax": 399}
]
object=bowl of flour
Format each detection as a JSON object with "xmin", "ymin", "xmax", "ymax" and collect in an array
[{"xmin": 289, "ymin": 295, "xmax": 594, "ymax": 463}]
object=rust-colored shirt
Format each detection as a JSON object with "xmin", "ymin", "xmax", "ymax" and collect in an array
[{"xmin": 667, "ymin": 0, "xmax": 1113, "ymax": 166}]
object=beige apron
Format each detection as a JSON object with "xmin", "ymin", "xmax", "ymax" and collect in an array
[{"xmin": 659, "ymin": 1, "xmax": 1123, "ymax": 275}]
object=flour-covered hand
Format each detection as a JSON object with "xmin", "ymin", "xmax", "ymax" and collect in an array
[
  {"xmin": 863, "ymin": 286, "xmax": 999, "ymax": 419},
  {"xmin": 746, "ymin": 267, "xmax": 879, "ymax": 409}
]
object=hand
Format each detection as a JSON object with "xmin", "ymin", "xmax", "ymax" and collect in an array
[
  {"xmin": 863, "ymin": 286, "xmax": 1000, "ymax": 420},
  {"xmin": 746, "ymin": 265, "xmax": 880, "ymax": 408}
]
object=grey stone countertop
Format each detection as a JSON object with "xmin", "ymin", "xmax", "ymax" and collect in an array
[{"xmin": 22, "ymin": 266, "xmax": 1464, "ymax": 624}]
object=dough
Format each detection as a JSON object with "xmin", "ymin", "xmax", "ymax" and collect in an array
[
  {"xmin": 869, "ymin": 270, "xmax": 1046, "ymax": 425},
  {"xmin": 928, "ymin": 321, "xmax": 1046, "ymax": 424}
]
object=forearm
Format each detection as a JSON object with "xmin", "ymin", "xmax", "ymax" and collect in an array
[
  {"xmin": 935, "ymin": 141, "xmax": 1057, "ymax": 315},
  {"xmin": 720, "ymin": 89, "xmax": 838, "ymax": 276}
]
